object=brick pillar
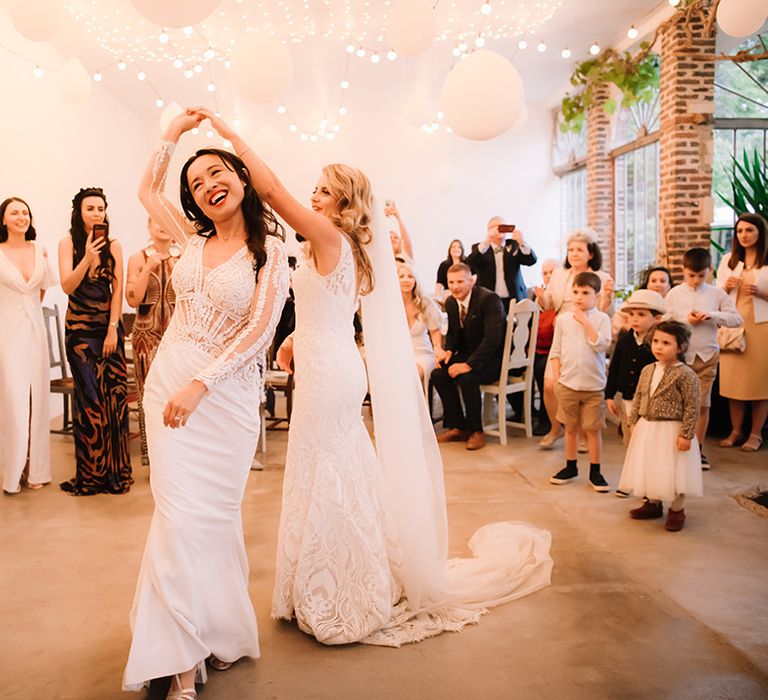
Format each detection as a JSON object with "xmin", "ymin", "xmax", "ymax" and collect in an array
[
  {"xmin": 658, "ymin": 4, "xmax": 716, "ymax": 278},
  {"xmin": 586, "ymin": 82, "xmax": 614, "ymax": 274}
]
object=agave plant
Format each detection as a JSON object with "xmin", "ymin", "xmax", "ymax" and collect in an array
[{"xmin": 717, "ymin": 147, "xmax": 768, "ymax": 219}]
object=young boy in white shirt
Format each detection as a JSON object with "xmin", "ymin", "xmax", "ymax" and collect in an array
[
  {"xmin": 664, "ymin": 248, "xmax": 742, "ymax": 467},
  {"xmin": 549, "ymin": 272, "xmax": 613, "ymax": 492}
]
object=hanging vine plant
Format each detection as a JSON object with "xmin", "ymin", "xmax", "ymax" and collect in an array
[{"xmin": 560, "ymin": 49, "xmax": 660, "ymax": 133}]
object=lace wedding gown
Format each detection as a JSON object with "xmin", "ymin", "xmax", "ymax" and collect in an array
[
  {"xmin": 123, "ymin": 217, "xmax": 289, "ymax": 685},
  {"xmin": 273, "ymin": 235, "xmax": 552, "ymax": 647}
]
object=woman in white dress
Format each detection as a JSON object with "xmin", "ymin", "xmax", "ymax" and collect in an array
[
  {"xmin": 0, "ymin": 197, "xmax": 57, "ymax": 493},
  {"xmin": 123, "ymin": 110, "xmax": 289, "ymax": 699},
  {"xmin": 201, "ymin": 110, "xmax": 552, "ymax": 648},
  {"xmin": 397, "ymin": 260, "xmax": 445, "ymax": 393}
]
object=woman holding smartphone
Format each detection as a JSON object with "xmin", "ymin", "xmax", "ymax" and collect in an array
[{"xmin": 58, "ymin": 187, "xmax": 132, "ymax": 495}]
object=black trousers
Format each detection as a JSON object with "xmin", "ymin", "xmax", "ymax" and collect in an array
[{"xmin": 431, "ymin": 362, "xmax": 498, "ymax": 433}]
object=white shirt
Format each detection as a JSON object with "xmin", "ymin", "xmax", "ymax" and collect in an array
[
  {"xmin": 664, "ymin": 281, "xmax": 742, "ymax": 362},
  {"xmin": 478, "ymin": 240, "xmax": 532, "ymax": 299},
  {"xmin": 549, "ymin": 307, "xmax": 612, "ymax": 391}
]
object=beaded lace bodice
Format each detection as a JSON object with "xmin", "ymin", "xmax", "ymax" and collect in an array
[{"xmin": 146, "ymin": 140, "xmax": 289, "ymax": 390}]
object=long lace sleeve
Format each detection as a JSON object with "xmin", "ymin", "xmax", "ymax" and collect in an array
[
  {"xmin": 140, "ymin": 140, "xmax": 195, "ymax": 246},
  {"xmin": 194, "ymin": 236, "xmax": 289, "ymax": 389}
]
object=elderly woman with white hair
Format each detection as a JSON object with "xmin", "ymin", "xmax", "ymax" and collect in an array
[{"xmin": 533, "ymin": 229, "xmax": 614, "ymax": 448}]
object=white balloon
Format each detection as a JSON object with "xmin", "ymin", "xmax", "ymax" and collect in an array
[
  {"xmin": 11, "ymin": 0, "xmax": 62, "ymax": 42},
  {"xmin": 230, "ymin": 34, "xmax": 294, "ymax": 104},
  {"xmin": 435, "ymin": 165, "xmax": 459, "ymax": 194},
  {"xmin": 129, "ymin": 0, "xmax": 222, "ymax": 28},
  {"xmin": 716, "ymin": 0, "xmax": 767, "ymax": 38},
  {"xmin": 440, "ymin": 50, "xmax": 524, "ymax": 141},
  {"xmin": 406, "ymin": 86, "xmax": 434, "ymax": 127},
  {"xmin": 57, "ymin": 58, "xmax": 92, "ymax": 104},
  {"xmin": 160, "ymin": 102, "xmax": 184, "ymax": 133},
  {"xmin": 386, "ymin": 0, "xmax": 436, "ymax": 57}
]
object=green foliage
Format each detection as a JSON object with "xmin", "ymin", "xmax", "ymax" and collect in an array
[
  {"xmin": 717, "ymin": 147, "xmax": 768, "ymax": 219},
  {"xmin": 560, "ymin": 52, "xmax": 660, "ymax": 133}
]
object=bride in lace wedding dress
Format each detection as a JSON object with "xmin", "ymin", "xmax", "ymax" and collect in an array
[
  {"xmin": 123, "ymin": 111, "xmax": 289, "ymax": 698},
  {"xmin": 202, "ymin": 111, "xmax": 553, "ymax": 649}
]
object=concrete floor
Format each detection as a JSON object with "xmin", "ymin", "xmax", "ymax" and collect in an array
[{"xmin": 1, "ymin": 418, "xmax": 767, "ymax": 700}]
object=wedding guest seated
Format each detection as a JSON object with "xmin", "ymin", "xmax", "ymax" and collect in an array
[
  {"xmin": 398, "ymin": 261, "xmax": 445, "ymax": 393},
  {"xmin": 383, "ymin": 199, "xmax": 414, "ymax": 262},
  {"xmin": 467, "ymin": 216, "xmax": 537, "ymax": 312},
  {"xmin": 431, "ymin": 263, "xmax": 504, "ymax": 451},
  {"xmin": 435, "ymin": 239, "xmax": 466, "ymax": 301}
]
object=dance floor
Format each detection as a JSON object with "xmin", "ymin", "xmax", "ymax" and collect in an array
[{"xmin": 2, "ymin": 420, "xmax": 767, "ymax": 699}]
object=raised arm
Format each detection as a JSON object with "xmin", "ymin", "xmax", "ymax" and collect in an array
[
  {"xmin": 194, "ymin": 236, "xmax": 290, "ymax": 389},
  {"xmin": 58, "ymin": 233, "xmax": 104, "ymax": 295},
  {"xmin": 138, "ymin": 112, "xmax": 201, "ymax": 247},
  {"xmin": 384, "ymin": 201, "xmax": 413, "ymax": 259},
  {"xmin": 198, "ymin": 110, "xmax": 340, "ymax": 253}
]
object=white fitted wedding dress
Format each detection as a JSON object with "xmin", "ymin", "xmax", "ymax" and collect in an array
[
  {"xmin": 123, "ymin": 141, "xmax": 290, "ymax": 690},
  {"xmin": 273, "ymin": 230, "xmax": 552, "ymax": 647}
]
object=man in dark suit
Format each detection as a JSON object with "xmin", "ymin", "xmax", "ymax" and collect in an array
[
  {"xmin": 431, "ymin": 263, "xmax": 505, "ymax": 451},
  {"xmin": 467, "ymin": 216, "xmax": 537, "ymax": 312}
]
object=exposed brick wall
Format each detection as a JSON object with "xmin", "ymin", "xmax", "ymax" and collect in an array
[
  {"xmin": 657, "ymin": 4, "xmax": 716, "ymax": 278},
  {"xmin": 586, "ymin": 82, "xmax": 614, "ymax": 274}
]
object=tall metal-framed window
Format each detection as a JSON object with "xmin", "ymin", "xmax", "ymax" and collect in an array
[
  {"xmin": 552, "ymin": 110, "xmax": 588, "ymax": 242},
  {"xmin": 613, "ymin": 140, "xmax": 660, "ymax": 288}
]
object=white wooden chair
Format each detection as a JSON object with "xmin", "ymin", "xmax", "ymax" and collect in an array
[{"xmin": 481, "ymin": 298, "xmax": 540, "ymax": 444}]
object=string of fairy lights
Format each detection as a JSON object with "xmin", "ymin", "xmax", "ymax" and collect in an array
[{"xmin": 7, "ymin": 0, "xmax": 683, "ymax": 142}]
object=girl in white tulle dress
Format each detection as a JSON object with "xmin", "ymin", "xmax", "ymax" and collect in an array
[
  {"xmin": 619, "ymin": 320, "xmax": 702, "ymax": 532},
  {"xmin": 123, "ymin": 110, "xmax": 288, "ymax": 700}
]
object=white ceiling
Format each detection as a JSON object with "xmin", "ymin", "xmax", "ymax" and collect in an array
[{"xmin": 2, "ymin": 0, "xmax": 667, "ymax": 131}]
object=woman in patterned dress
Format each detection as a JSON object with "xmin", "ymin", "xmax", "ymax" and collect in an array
[
  {"xmin": 126, "ymin": 217, "xmax": 180, "ymax": 465},
  {"xmin": 57, "ymin": 187, "xmax": 132, "ymax": 495}
]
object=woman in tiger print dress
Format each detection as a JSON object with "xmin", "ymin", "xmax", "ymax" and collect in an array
[{"xmin": 57, "ymin": 187, "xmax": 132, "ymax": 495}]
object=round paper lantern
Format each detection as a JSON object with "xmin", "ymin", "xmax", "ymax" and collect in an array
[
  {"xmin": 11, "ymin": 0, "xmax": 62, "ymax": 42},
  {"xmin": 129, "ymin": 0, "xmax": 222, "ymax": 28},
  {"xmin": 716, "ymin": 0, "xmax": 767, "ymax": 38},
  {"xmin": 440, "ymin": 50, "xmax": 524, "ymax": 141},
  {"xmin": 57, "ymin": 58, "xmax": 92, "ymax": 104},
  {"xmin": 511, "ymin": 104, "xmax": 529, "ymax": 132},
  {"xmin": 160, "ymin": 102, "xmax": 184, "ymax": 133},
  {"xmin": 386, "ymin": 0, "xmax": 436, "ymax": 57},
  {"xmin": 230, "ymin": 34, "xmax": 293, "ymax": 103}
]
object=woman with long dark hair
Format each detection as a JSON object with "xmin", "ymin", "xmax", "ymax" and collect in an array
[
  {"xmin": 123, "ymin": 110, "xmax": 289, "ymax": 699},
  {"xmin": 58, "ymin": 187, "xmax": 131, "ymax": 495},
  {"xmin": 435, "ymin": 238, "xmax": 466, "ymax": 299},
  {"xmin": 0, "ymin": 197, "xmax": 57, "ymax": 493},
  {"xmin": 717, "ymin": 212, "xmax": 768, "ymax": 451}
]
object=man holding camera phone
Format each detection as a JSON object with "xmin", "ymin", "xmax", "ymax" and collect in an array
[{"xmin": 467, "ymin": 216, "xmax": 537, "ymax": 313}]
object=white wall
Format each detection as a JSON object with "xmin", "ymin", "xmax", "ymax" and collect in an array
[{"xmin": 0, "ymin": 7, "xmax": 152, "ymax": 320}]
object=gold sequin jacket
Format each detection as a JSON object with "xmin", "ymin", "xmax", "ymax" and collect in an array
[{"xmin": 630, "ymin": 362, "xmax": 700, "ymax": 439}]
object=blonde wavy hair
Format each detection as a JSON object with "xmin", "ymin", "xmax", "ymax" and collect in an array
[
  {"xmin": 397, "ymin": 261, "xmax": 429, "ymax": 320},
  {"xmin": 322, "ymin": 163, "xmax": 375, "ymax": 295}
]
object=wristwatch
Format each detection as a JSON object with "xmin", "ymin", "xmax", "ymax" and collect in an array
[{"xmin": 109, "ymin": 321, "xmax": 119, "ymax": 328}]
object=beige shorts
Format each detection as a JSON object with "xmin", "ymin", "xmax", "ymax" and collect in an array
[
  {"xmin": 554, "ymin": 383, "xmax": 606, "ymax": 431},
  {"xmin": 691, "ymin": 352, "xmax": 719, "ymax": 408}
]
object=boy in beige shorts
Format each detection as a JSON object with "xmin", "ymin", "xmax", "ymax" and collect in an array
[
  {"xmin": 664, "ymin": 247, "xmax": 742, "ymax": 468},
  {"xmin": 548, "ymin": 272, "xmax": 613, "ymax": 492}
]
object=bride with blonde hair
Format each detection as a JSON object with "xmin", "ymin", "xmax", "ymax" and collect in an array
[{"xmin": 201, "ymin": 110, "xmax": 552, "ymax": 648}]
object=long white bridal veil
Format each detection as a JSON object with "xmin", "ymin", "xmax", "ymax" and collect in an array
[{"xmin": 360, "ymin": 198, "xmax": 552, "ymax": 638}]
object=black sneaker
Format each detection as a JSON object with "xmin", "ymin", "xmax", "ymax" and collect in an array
[
  {"xmin": 589, "ymin": 472, "xmax": 610, "ymax": 492},
  {"xmin": 700, "ymin": 451, "xmax": 711, "ymax": 471},
  {"xmin": 550, "ymin": 464, "xmax": 578, "ymax": 485},
  {"xmin": 614, "ymin": 489, "xmax": 630, "ymax": 498}
]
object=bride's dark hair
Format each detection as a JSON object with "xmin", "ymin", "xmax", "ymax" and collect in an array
[{"xmin": 179, "ymin": 148, "xmax": 283, "ymax": 271}]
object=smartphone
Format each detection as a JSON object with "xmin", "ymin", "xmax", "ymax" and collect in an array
[
  {"xmin": 93, "ymin": 223, "xmax": 108, "ymax": 240},
  {"xmin": 384, "ymin": 199, "xmax": 394, "ymax": 208},
  {"xmin": 498, "ymin": 224, "xmax": 516, "ymax": 233}
]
